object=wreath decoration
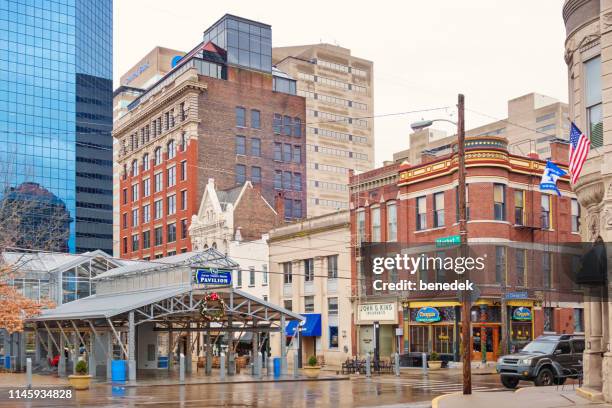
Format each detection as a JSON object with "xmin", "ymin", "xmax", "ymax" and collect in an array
[{"xmin": 200, "ymin": 292, "xmax": 226, "ymax": 321}]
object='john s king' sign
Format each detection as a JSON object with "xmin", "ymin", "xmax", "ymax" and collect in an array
[{"xmin": 194, "ymin": 268, "xmax": 232, "ymax": 286}]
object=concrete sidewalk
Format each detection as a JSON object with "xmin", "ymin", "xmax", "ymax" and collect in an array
[
  {"xmin": 0, "ymin": 373, "xmax": 69, "ymax": 388},
  {"xmin": 433, "ymin": 386, "xmax": 612, "ymax": 408}
]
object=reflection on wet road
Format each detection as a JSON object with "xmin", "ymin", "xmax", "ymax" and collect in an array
[{"xmin": 0, "ymin": 372, "xmax": 519, "ymax": 407}]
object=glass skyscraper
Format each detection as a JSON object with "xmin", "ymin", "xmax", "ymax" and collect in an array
[{"xmin": 0, "ymin": 0, "xmax": 113, "ymax": 254}]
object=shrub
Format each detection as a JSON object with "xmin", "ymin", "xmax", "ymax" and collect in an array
[
  {"xmin": 75, "ymin": 360, "xmax": 88, "ymax": 375},
  {"xmin": 429, "ymin": 352, "xmax": 440, "ymax": 361},
  {"xmin": 307, "ymin": 356, "xmax": 318, "ymax": 367}
]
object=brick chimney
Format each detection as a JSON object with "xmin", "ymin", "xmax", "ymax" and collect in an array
[
  {"xmin": 274, "ymin": 191, "xmax": 285, "ymax": 220},
  {"xmin": 550, "ymin": 139, "xmax": 570, "ymax": 165}
]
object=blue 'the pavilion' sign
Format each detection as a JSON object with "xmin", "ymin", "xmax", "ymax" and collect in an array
[
  {"xmin": 512, "ymin": 306, "xmax": 532, "ymax": 321},
  {"xmin": 194, "ymin": 268, "xmax": 232, "ymax": 285},
  {"xmin": 415, "ymin": 307, "xmax": 441, "ymax": 323}
]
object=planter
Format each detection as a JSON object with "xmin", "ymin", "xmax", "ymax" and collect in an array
[
  {"xmin": 68, "ymin": 374, "xmax": 92, "ymax": 390},
  {"xmin": 428, "ymin": 361, "xmax": 442, "ymax": 371},
  {"xmin": 302, "ymin": 366, "xmax": 321, "ymax": 378}
]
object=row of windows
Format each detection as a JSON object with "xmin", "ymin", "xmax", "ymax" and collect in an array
[
  {"xmin": 125, "ymin": 138, "xmax": 188, "ymax": 178},
  {"xmin": 123, "ymin": 219, "xmax": 189, "ymax": 253},
  {"xmin": 316, "ymin": 59, "xmax": 367, "ymax": 77},
  {"xmin": 308, "ymin": 162, "xmax": 350, "ymax": 175},
  {"xmin": 357, "ymin": 202, "xmax": 397, "ymax": 242},
  {"xmin": 308, "ymin": 127, "xmax": 368, "ymax": 144},
  {"xmin": 235, "ymin": 107, "xmax": 260, "ymax": 129},
  {"xmin": 274, "ymin": 171, "xmax": 302, "ymax": 191},
  {"xmin": 234, "ymin": 265, "xmax": 269, "ymax": 287},
  {"xmin": 273, "ymin": 113, "xmax": 302, "ymax": 137},
  {"xmin": 123, "ymin": 165, "xmax": 187, "ymax": 204},
  {"xmin": 307, "ymin": 144, "xmax": 368, "ymax": 160},
  {"xmin": 235, "ymin": 136, "xmax": 261, "ymax": 156},
  {"xmin": 310, "ymin": 198, "xmax": 349, "ymax": 209},
  {"xmin": 536, "ymin": 112, "xmax": 556, "ymax": 123},
  {"xmin": 282, "ymin": 198, "xmax": 303, "ymax": 219},
  {"xmin": 297, "ymin": 89, "xmax": 367, "ymax": 110},
  {"xmin": 235, "ymin": 164, "xmax": 261, "ymax": 185},
  {"xmin": 76, "ymin": 186, "xmax": 112, "ymax": 196},
  {"xmin": 122, "ymin": 191, "xmax": 188, "ymax": 228},
  {"xmin": 307, "ymin": 109, "xmax": 368, "ymax": 128},
  {"xmin": 121, "ymin": 101, "xmax": 187, "ymax": 155},
  {"xmin": 298, "ymin": 72, "xmax": 367, "ymax": 94},
  {"xmin": 414, "ymin": 185, "xmax": 579, "ymax": 231},
  {"xmin": 273, "ymin": 142, "xmax": 301, "ymax": 163},
  {"xmin": 309, "ymin": 179, "xmax": 348, "ymax": 192},
  {"xmin": 281, "ymin": 255, "xmax": 339, "ymax": 284}
]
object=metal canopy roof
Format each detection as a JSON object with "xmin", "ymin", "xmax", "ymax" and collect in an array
[
  {"xmin": 31, "ymin": 285, "xmax": 191, "ymax": 321},
  {"xmin": 93, "ymin": 248, "xmax": 239, "ymax": 281},
  {"xmin": 30, "ymin": 286, "xmax": 302, "ymax": 325}
]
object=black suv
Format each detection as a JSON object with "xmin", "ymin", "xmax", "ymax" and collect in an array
[{"xmin": 496, "ymin": 334, "xmax": 584, "ymax": 388}]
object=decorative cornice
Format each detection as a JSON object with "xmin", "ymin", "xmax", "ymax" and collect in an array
[{"xmin": 113, "ymin": 80, "xmax": 207, "ymax": 137}]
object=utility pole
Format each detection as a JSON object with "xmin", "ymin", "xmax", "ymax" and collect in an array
[{"xmin": 457, "ymin": 93, "xmax": 472, "ymax": 395}]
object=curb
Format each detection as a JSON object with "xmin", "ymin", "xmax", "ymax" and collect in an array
[
  {"xmin": 103, "ymin": 375, "xmax": 350, "ymax": 388},
  {"xmin": 431, "ymin": 392, "xmax": 459, "ymax": 408},
  {"xmin": 576, "ymin": 386, "xmax": 605, "ymax": 402}
]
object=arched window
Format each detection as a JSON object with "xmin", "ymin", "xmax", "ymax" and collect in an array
[
  {"xmin": 131, "ymin": 159, "xmax": 138, "ymax": 176},
  {"xmin": 204, "ymin": 244, "xmax": 208, "ymax": 249},
  {"xmin": 212, "ymin": 242, "xmax": 217, "ymax": 249},
  {"xmin": 167, "ymin": 140, "xmax": 175, "ymax": 159},
  {"xmin": 154, "ymin": 147, "xmax": 162, "ymax": 165},
  {"xmin": 142, "ymin": 153, "xmax": 149, "ymax": 171}
]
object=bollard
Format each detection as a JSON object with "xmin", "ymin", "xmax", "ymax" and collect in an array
[
  {"xmin": 255, "ymin": 352, "xmax": 262, "ymax": 378},
  {"xmin": 394, "ymin": 353, "xmax": 400, "ymax": 377},
  {"xmin": 365, "ymin": 353, "xmax": 371, "ymax": 378},
  {"xmin": 26, "ymin": 358, "xmax": 32, "ymax": 389},
  {"xmin": 179, "ymin": 353, "xmax": 185, "ymax": 383},
  {"xmin": 267, "ymin": 356, "xmax": 273, "ymax": 376},
  {"xmin": 422, "ymin": 352, "xmax": 428, "ymax": 376},
  {"xmin": 293, "ymin": 351, "xmax": 299, "ymax": 378},
  {"xmin": 220, "ymin": 352, "xmax": 226, "ymax": 380}
]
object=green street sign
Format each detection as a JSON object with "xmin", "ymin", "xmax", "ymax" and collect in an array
[{"xmin": 435, "ymin": 235, "xmax": 461, "ymax": 248}]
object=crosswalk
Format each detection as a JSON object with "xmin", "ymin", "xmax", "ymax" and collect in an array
[{"xmin": 372, "ymin": 377, "xmax": 506, "ymax": 394}]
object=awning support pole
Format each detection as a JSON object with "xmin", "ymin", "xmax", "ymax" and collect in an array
[
  {"xmin": 280, "ymin": 314, "xmax": 287, "ymax": 375},
  {"xmin": 128, "ymin": 311, "xmax": 136, "ymax": 381},
  {"xmin": 70, "ymin": 320, "xmax": 88, "ymax": 354},
  {"xmin": 205, "ymin": 322, "xmax": 212, "ymax": 376},
  {"xmin": 86, "ymin": 320, "xmax": 108, "ymax": 360},
  {"xmin": 106, "ymin": 318, "xmax": 127, "ymax": 358}
]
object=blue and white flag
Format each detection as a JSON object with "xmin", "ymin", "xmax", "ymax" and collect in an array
[{"xmin": 540, "ymin": 160, "xmax": 566, "ymax": 196}]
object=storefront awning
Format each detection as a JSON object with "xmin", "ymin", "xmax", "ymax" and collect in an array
[{"xmin": 285, "ymin": 313, "xmax": 321, "ymax": 337}]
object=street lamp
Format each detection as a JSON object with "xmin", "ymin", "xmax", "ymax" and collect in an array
[{"xmin": 409, "ymin": 94, "xmax": 472, "ymax": 395}]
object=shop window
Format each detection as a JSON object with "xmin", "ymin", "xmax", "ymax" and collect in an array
[{"xmin": 409, "ymin": 326, "xmax": 428, "ymax": 353}]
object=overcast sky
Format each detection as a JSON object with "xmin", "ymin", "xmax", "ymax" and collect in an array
[{"xmin": 114, "ymin": 0, "xmax": 568, "ymax": 166}]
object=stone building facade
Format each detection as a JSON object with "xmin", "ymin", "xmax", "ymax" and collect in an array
[{"xmin": 563, "ymin": 0, "xmax": 612, "ymax": 402}]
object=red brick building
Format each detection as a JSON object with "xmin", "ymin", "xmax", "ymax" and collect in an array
[
  {"xmin": 113, "ymin": 15, "xmax": 306, "ymax": 259},
  {"xmin": 349, "ymin": 136, "xmax": 583, "ymax": 362}
]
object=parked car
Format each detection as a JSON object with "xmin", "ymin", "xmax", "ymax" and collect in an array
[{"xmin": 496, "ymin": 334, "xmax": 584, "ymax": 389}]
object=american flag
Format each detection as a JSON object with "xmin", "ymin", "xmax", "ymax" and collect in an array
[{"xmin": 569, "ymin": 122, "xmax": 591, "ymax": 185}]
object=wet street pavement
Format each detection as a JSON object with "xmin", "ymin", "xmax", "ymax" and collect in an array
[{"xmin": 0, "ymin": 371, "xmax": 534, "ymax": 407}]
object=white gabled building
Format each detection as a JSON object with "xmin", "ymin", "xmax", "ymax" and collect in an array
[{"xmin": 190, "ymin": 179, "xmax": 282, "ymax": 301}]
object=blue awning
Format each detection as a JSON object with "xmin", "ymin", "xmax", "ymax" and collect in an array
[{"xmin": 285, "ymin": 313, "xmax": 321, "ymax": 337}]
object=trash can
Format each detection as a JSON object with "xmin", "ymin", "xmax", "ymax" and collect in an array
[
  {"xmin": 4, "ymin": 355, "xmax": 10, "ymax": 370},
  {"xmin": 158, "ymin": 356, "xmax": 168, "ymax": 369},
  {"xmin": 111, "ymin": 360, "xmax": 127, "ymax": 382},
  {"xmin": 273, "ymin": 357, "xmax": 281, "ymax": 378}
]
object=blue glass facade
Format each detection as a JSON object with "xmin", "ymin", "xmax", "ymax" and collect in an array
[{"xmin": 0, "ymin": 0, "xmax": 113, "ymax": 254}]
